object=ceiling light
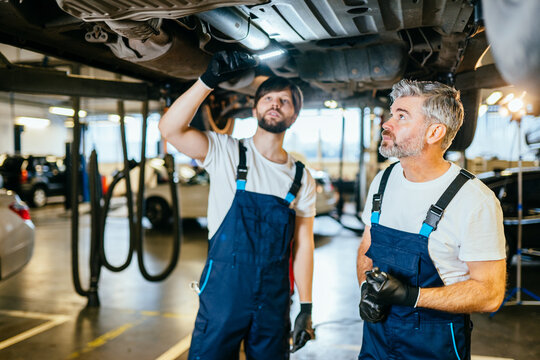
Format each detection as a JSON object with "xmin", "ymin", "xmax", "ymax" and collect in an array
[
  {"xmin": 498, "ymin": 106, "xmax": 509, "ymax": 117},
  {"xmin": 108, "ymin": 114, "xmax": 135, "ymax": 123},
  {"xmin": 49, "ymin": 106, "xmax": 87, "ymax": 117},
  {"xmin": 499, "ymin": 93, "xmax": 514, "ymax": 105},
  {"xmin": 478, "ymin": 104, "xmax": 488, "ymax": 117},
  {"xmin": 508, "ymin": 98, "xmax": 524, "ymax": 113},
  {"xmin": 485, "ymin": 91, "xmax": 503, "ymax": 105},
  {"xmin": 15, "ymin": 117, "xmax": 50, "ymax": 129},
  {"xmin": 108, "ymin": 114, "xmax": 121, "ymax": 122},
  {"xmin": 324, "ymin": 100, "xmax": 338, "ymax": 109},
  {"xmin": 64, "ymin": 120, "xmax": 74, "ymax": 128}
]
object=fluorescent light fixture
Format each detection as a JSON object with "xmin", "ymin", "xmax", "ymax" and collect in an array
[
  {"xmin": 485, "ymin": 91, "xmax": 503, "ymax": 105},
  {"xmin": 15, "ymin": 116, "xmax": 50, "ymax": 129},
  {"xmin": 478, "ymin": 104, "xmax": 488, "ymax": 117},
  {"xmin": 498, "ymin": 106, "xmax": 510, "ymax": 117},
  {"xmin": 256, "ymin": 49, "xmax": 285, "ymax": 61},
  {"xmin": 508, "ymin": 98, "xmax": 524, "ymax": 113},
  {"xmin": 49, "ymin": 106, "xmax": 87, "ymax": 117},
  {"xmin": 108, "ymin": 114, "xmax": 121, "ymax": 122},
  {"xmin": 108, "ymin": 114, "xmax": 135, "ymax": 123},
  {"xmin": 64, "ymin": 120, "xmax": 74, "ymax": 128},
  {"xmin": 499, "ymin": 93, "xmax": 514, "ymax": 105},
  {"xmin": 324, "ymin": 100, "xmax": 338, "ymax": 109}
]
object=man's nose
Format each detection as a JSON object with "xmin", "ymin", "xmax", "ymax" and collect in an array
[
  {"xmin": 381, "ymin": 117, "xmax": 395, "ymax": 130},
  {"xmin": 270, "ymin": 99, "xmax": 281, "ymax": 109}
]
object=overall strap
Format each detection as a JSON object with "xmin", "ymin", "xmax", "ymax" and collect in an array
[
  {"xmin": 285, "ymin": 161, "xmax": 305, "ymax": 204},
  {"xmin": 236, "ymin": 140, "xmax": 248, "ymax": 190},
  {"xmin": 370, "ymin": 162, "xmax": 398, "ymax": 224},
  {"xmin": 419, "ymin": 168, "xmax": 475, "ymax": 237}
]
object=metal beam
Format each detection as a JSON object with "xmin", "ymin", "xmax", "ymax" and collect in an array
[
  {"xmin": 455, "ymin": 64, "xmax": 508, "ymax": 91},
  {"xmin": 0, "ymin": 65, "xmax": 162, "ymax": 100}
]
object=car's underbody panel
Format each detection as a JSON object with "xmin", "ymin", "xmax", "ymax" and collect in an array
[{"xmin": 0, "ymin": 0, "xmax": 478, "ymax": 102}]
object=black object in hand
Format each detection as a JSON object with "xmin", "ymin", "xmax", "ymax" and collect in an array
[
  {"xmin": 200, "ymin": 50, "xmax": 258, "ymax": 89},
  {"xmin": 359, "ymin": 281, "xmax": 388, "ymax": 323},
  {"xmin": 291, "ymin": 303, "xmax": 315, "ymax": 353},
  {"xmin": 366, "ymin": 267, "xmax": 419, "ymax": 307}
]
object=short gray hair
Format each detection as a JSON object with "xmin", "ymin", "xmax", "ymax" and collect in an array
[{"xmin": 390, "ymin": 79, "xmax": 464, "ymax": 151}]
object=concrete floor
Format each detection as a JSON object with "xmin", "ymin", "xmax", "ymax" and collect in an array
[{"xmin": 0, "ymin": 202, "xmax": 539, "ymax": 359}]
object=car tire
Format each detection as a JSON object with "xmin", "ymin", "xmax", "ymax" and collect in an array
[
  {"xmin": 30, "ymin": 186, "xmax": 47, "ymax": 208},
  {"xmin": 483, "ymin": 0, "xmax": 540, "ymax": 96},
  {"xmin": 145, "ymin": 197, "xmax": 171, "ymax": 228},
  {"xmin": 448, "ymin": 89, "xmax": 479, "ymax": 151}
]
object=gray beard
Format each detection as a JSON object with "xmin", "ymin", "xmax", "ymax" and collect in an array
[{"xmin": 379, "ymin": 130, "xmax": 425, "ymax": 159}]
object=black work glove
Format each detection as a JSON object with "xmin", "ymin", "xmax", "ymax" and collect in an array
[
  {"xmin": 359, "ymin": 281, "xmax": 389, "ymax": 323},
  {"xmin": 365, "ymin": 267, "xmax": 420, "ymax": 307},
  {"xmin": 199, "ymin": 50, "xmax": 258, "ymax": 89},
  {"xmin": 291, "ymin": 303, "xmax": 315, "ymax": 353}
]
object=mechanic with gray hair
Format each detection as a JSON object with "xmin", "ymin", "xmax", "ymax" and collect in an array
[
  {"xmin": 357, "ymin": 79, "xmax": 506, "ymax": 359},
  {"xmin": 159, "ymin": 50, "xmax": 316, "ymax": 359}
]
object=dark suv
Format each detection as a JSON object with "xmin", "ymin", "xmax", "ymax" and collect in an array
[{"xmin": 0, "ymin": 154, "xmax": 68, "ymax": 207}]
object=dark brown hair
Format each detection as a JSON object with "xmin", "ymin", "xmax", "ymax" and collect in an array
[{"xmin": 254, "ymin": 76, "xmax": 303, "ymax": 115}]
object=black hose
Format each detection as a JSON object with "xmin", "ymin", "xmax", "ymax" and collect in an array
[
  {"xmin": 87, "ymin": 150, "xmax": 102, "ymax": 306},
  {"xmin": 135, "ymin": 101, "xmax": 182, "ymax": 281},
  {"xmin": 98, "ymin": 160, "xmax": 137, "ymax": 272},
  {"xmin": 70, "ymin": 96, "xmax": 89, "ymax": 297}
]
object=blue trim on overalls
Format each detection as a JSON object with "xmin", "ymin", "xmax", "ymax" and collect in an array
[
  {"xmin": 236, "ymin": 179, "xmax": 246, "ymax": 190},
  {"xmin": 284, "ymin": 192, "xmax": 296, "ymax": 203},
  {"xmin": 419, "ymin": 223, "xmax": 434, "ymax": 237}
]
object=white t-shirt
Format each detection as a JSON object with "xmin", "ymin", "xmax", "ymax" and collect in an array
[
  {"xmin": 199, "ymin": 132, "xmax": 316, "ymax": 239},
  {"xmin": 361, "ymin": 162, "xmax": 506, "ymax": 285}
]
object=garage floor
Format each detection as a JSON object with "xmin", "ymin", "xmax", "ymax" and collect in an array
[{"xmin": 0, "ymin": 203, "xmax": 539, "ymax": 360}]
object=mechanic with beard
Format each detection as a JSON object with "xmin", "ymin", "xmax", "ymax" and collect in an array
[
  {"xmin": 356, "ymin": 79, "xmax": 506, "ymax": 359},
  {"xmin": 159, "ymin": 51, "xmax": 316, "ymax": 359}
]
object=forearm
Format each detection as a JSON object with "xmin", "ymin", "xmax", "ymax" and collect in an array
[
  {"xmin": 159, "ymin": 80, "xmax": 210, "ymax": 136},
  {"xmin": 293, "ymin": 217, "xmax": 314, "ymax": 303},
  {"xmin": 293, "ymin": 241, "xmax": 313, "ymax": 302},
  {"xmin": 418, "ymin": 260, "xmax": 506, "ymax": 313},
  {"xmin": 418, "ymin": 280, "xmax": 501, "ymax": 313},
  {"xmin": 356, "ymin": 228, "xmax": 373, "ymax": 285}
]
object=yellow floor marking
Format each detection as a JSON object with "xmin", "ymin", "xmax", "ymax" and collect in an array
[
  {"xmin": 0, "ymin": 310, "xmax": 70, "ymax": 350},
  {"xmin": 68, "ymin": 321, "xmax": 140, "ymax": 359},
  {"xmin": 155, "ymin": 334, "xmax": 192, "ymax": 360},
  {"xmin": 141, "ymin": 311, "xmax": 161, "ymax": 317}
]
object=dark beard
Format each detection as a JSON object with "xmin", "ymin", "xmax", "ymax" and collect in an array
[{"xmin": 257, "ymin": 113, "xmax": 293, "ymax": 134}]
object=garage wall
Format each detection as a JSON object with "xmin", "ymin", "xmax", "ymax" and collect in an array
[{"xmin": 0, "ymin": 102, "xmax": 68, "ymax": 156}]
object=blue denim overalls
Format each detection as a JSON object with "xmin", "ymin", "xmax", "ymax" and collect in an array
[
  {"xmin": 188, "ymin": 141, "xmax": 304, "ymax": 360},
  {"xmin": 359, "ymin": 162, "xmax": 475, "ymax": 360}
]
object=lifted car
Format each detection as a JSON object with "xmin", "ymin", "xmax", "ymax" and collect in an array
[{"xmin": 1, "ymin": 0, "xmax": 538, "ymax": 151}]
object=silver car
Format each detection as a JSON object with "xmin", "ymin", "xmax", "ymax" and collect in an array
[{"xmin": 0, "ymin": 189, "xmax": 35, "ymax": 280}]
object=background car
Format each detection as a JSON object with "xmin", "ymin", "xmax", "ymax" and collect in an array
[
  {"xmin": 0, "ymin": 154, "xmax": 68, "ymax": 207},
  {"xmin": 0, "ymin": 189, "xmax": 35, "ymax": 280},
  {"xmin": 143, "ymin": 158, "xmax": 337, "ymax": 228},
  {"xmin": 477, "ymin": 167, "xmax": 540, "ymax": 260}
]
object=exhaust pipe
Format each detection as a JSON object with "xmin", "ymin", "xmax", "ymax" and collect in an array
[{"xmin": 197, "ymin": 7, "xmax": 270, "ymax": 51}]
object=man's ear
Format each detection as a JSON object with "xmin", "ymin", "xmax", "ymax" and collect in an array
[
  {"xmin": 252, "ymin": 108, "xmax": 257, "ymax": 118},
  {"xmin": 426, "ymin": 123, "xmax": 447, "ymax": 145}
]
